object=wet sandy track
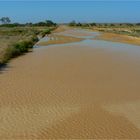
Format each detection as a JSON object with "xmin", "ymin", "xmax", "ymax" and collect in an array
[{"xmin": 0, "ymin": 29, "xmax": 140, "ymax": 139}]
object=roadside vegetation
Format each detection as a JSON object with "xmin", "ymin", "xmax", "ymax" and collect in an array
[
  {"xmin": 0, "ymin": 17, "xmax": 57, "ymax": 67},
  {"xmin": 68, "ymin": 21, "xmax": 140, "ymax": 37}
]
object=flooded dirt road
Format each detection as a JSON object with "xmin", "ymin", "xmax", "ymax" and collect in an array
[{"xmin": 0, "ymin": 28, "xmax": 140, "ymax": 139}]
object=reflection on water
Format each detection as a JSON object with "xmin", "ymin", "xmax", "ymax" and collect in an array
[
  {"xmin": 56, "ymin": 29, "xmax": 100, "ymax": 39},
  {"xmin": 35, "ymin": 28, "xmax": 140, "ymax": 56}
]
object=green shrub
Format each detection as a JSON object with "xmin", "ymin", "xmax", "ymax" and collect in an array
[
  {"xmin": 31, "ymin": 35, "xmax": 39, "ymax": 43},
  {"xmin": 2, "ymin": 46, "xmax": 21, "ymax": 63},
  {"xmin": 41, "ymin": 29, "xmax": 51, "ymax": 37},
  {"xmin": 2, "ymin": 35, "xmax": 38, "ymax": 64}
]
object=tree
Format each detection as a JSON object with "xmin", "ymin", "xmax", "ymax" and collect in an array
[
  {"xmin": 76, "ymin": 22, "xmax": 82, "ymax": 26},
  {"xmin": 0, "ymin": 17, "xmax": 11, "ymax": 24},
  {"xmin": 25, "ymin": 22, "xmax": 33, "ymax": 26},
  {"xmin": 69, "ymin": 20, "xmax": 76, "ymax": 26},
  {"xmin": 110, "ymin": 23, "xmax": 115, "ymax": 27},
  {"xmin": 136, "ymin": 23, "xmax": 140, "ymax": 26},
  {"xmin": 45, "ymin": 20, "xmax": 56, "ymax": 26},
  {"xmin": 33, "ymin": 20, "xmax": 56, "ymax": 27},
  {"xmin": 90, "ymin": 23, "xmax": 97, "ymax": 26}
]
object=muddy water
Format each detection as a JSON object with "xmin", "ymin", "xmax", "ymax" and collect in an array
[
  {"xmin": 0, "ymin": 29, "xmax": 140, "ymax": 139},
  {"xmin": 55, "ymin": 28, "xmax": 100, "ymax": 38}
]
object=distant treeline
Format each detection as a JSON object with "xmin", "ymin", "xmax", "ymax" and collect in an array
[
  {"xmin": 0, "ymin": 17, "xmax": 57, "ymax": 27},
  {"xmin": 68, "ymin": 21, "xmax": 140, "ymax": 27},
  {"xmin": 68, "ymin": 21, "xmax": 140, "ymax": 38}
]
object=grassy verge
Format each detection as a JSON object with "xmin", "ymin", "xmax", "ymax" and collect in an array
[
  {"xmin": 2, "ymin": 36, "xmax": 38, "ymax": 63},
  {"xmin": 0, "ymin": 26, "xmax": 55, "ymax": 67}
]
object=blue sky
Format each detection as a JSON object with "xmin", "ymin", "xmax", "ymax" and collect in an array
[{"xmin": 0, "ymin": 1, "xmax": 140, "ymax": 23}]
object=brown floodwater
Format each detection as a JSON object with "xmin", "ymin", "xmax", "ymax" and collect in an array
[{"xmin": 0, "ymin": 29, "xmax": 140, "ymax": 139}]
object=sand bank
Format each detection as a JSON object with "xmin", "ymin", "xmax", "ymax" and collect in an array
[{"xmin": 96, "ymin": 32, "xmax": 140, "ymax": 46}]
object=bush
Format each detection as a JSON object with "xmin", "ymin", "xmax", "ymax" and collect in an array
[
  {"xmin": 2, "ymin": 35, "xmax": 38, "ymax": 64},
  {"xmin": 31, "ymin": 35, "xmax": 39, "ymax": 43},
  {"xmin": 1, "ymin": 46, "xmax": 21, "ymax": 64},
  {"xmin": 41, "ymin": 29, "xmax": 51, "ymax": 37},
  {"xmin": 69, "ymin": 21, "xmax": 76, "ymax": 26}
]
